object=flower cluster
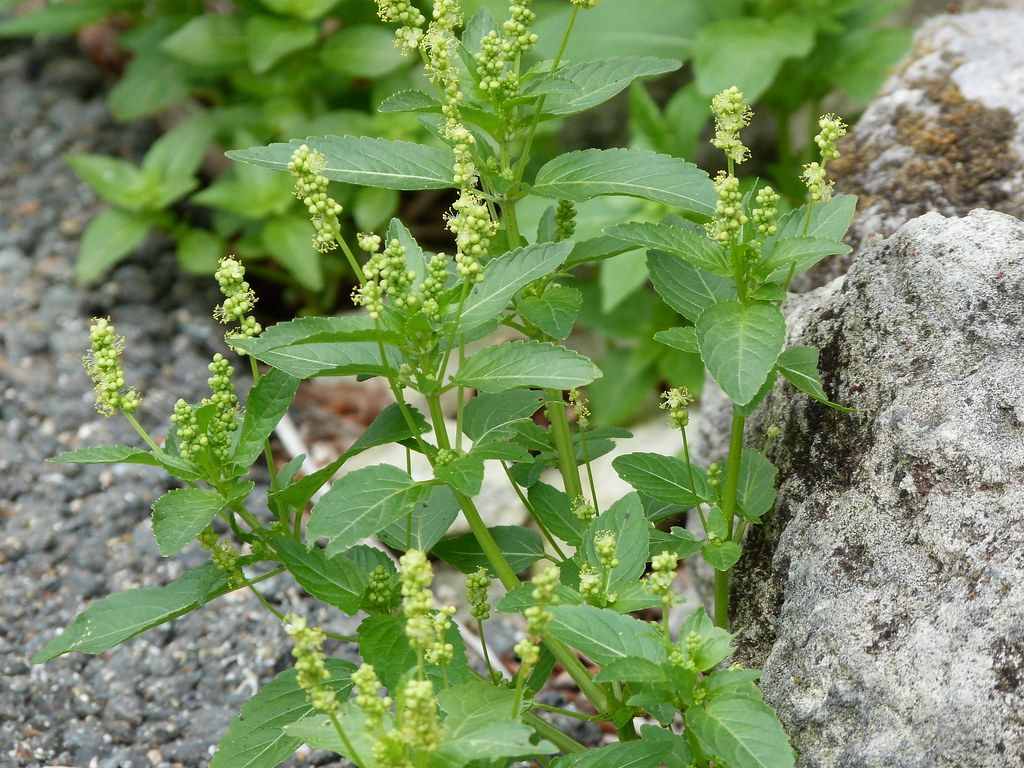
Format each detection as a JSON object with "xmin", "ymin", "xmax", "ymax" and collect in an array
[
  {"xmin": 365, "ymin": 564, "xmax": 398, "ymax": 612},
  {"xmin": 202, "ymin": 354, "xmax": 238, "ymax": 462},
  {"xmin": 448, "ymin": 192, "xmax": 494, "ymax": 282},
  {"xmin": 352, "ymin": 664, "xmax": 391, "ymax": 729},
  {"xmin": 669, "ymin": 630, "xmax": 704, "ymax": 672},
  {"xmin": 515, "ymin": 564, "xmax": 560, "ymax": 673},
  {"xmin": 214, "ymin": 257, "xmax": 261, "ymax": 338},
  {"xmin": 285, "ymin": 615, "xmax": 337, "ymax": 715},
  {"xmin": 710, "ymin": 86, "xmax": 752, "ymax": 166},
  {"xmin": 660, "ymin": 386, "xmax": 694, "ymax": 429},
  {"xmin": 170, "ymin": 399, "xmax": 203, "ymax": 461},
  {"xmin": 802, "ymin": 113, "xmax": 848, "ymax": 203},
  {"xmin": 83, "ymin": 318, "xmax": 140, "ymax": 416},
  {"xmin": 569, "ymin": 387, "xmax": 590, "ymax": 429},
  {"xmin": 198, "ymin": 528, "xmax": 243, "ymax": 586},
  {"xmin": 570, "ymin": 0, "xmax": 599, "ymax": 7},
  {"xmin": 289, "ymin": 144, "xmax": 343, "ymax": 253},
  {"xmin": 705, "ymin": 172, "xmax": 747, "ymax": 245},
  {"xmin": 582, "ymin": 531, "xmax": 619, "ymax": 607},
  {"xmin": 645, "ymin": 550, "xmax": 679, "ymax": 609},
  {"xmin": 354, "ymin": 237, "xmax": 416, "ymax": 319},
  {"xmin": 476, "ymin": 0, "xmax": 539, "ymax": 99},
  {"xmin": 399, "ymin": 550, "xmax": 456, "ymax": 667},
  {"xmin": 374, "ymin": 0, "xmax": 426, "ymax": 54},
  {"xmin": 466, "ymin": 566, "xmax": 492, "ymax": 621},
  {"xmin": 752, "ymin": 185, "xmax": 780, "ymax": 238},
  {"xmin": 419, "ymin": 251, "xmax": 449, "ymax": 320},
  {"xmin": 555, "ymin": 200, "xmax": 577, "ymax": 242},
  {"xmin": 400, "ymin": 679, "xmax": 443, "ymax": 753},
  {"xmin": 571, "ymin": 495, "xmax": 596, "ymax": 522}
]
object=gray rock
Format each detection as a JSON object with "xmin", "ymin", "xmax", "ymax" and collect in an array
[
  {"xmin": 805, "ymin": 9, "xmax": 1024, "ymax": 288},
  {"xmin": 729, "ymin": 209, "xmax": 1024, "ymax": 766}
]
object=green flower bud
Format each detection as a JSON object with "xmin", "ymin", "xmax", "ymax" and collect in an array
[
  {"xmin": 289, "ymin": 144, "xmax": 344, "ymax": 254},
  {"xmin": 466, "ymin": 567, "xmax": 492, "ymax": 621},
  {"xmin": 645, "ymin": 549, "xmax": 678, "ymax": 608},
  {"xmin": 571, "ymin": 495, "xmax": 596, "ymax": 523},
  {"xmin": 752, "ymin": 185, "xmax": 780, "ymax": 238},
  {"xmin": 83, "ymin": 318, "xmax": 141, "ymax": 417},
  {"xmin": 660, "ymin": 386, "xmax": 694, "ymax": 429},
  {"xmin": 352, "ymin": 664, "xmax": 391, "ymax": 729},
  {"xmin": 554, "ymin": 199, "xmax": 577, "ymax": 242},
  {"xmin": 214, "ymin": 257, "xmax": 261, "ymax": 338},
  {"xmin": 400, "ymin": 679, "xmax": 442, "ymax": 753},
  {"xmin": 710, "ymin": 86, "xmax": 752, "ymax": 166},
  {"xmin": 374, "ymin": 0, "xmax": 426, "ymax": 55},
  {"xmin": 285, "ymin": 615, "xmax": 338, "ymax": 715},
  {"xmin": 705, "ymin": 172, "xmax": 748, "ymax": 245}
]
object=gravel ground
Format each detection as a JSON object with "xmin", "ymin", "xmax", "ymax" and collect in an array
[{"xmin": 0, "ymin": 42, "xmax": 365, "ymax": 768}]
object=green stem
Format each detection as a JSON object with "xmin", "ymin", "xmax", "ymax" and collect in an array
[
  {"xmin": 336, "ymin": 234, "xmax": 365, "ymax": 284},
  {"xmin": 248, "ymin": 356, "xmax": 279, "ymax": 491},
  {"xmin": 328, "ymin": 711, "xmax": 367, "ymax": 768},
  {"xmin": 501, "ymin": 462, "xmax": 567, "ymax": 560},
  {"xmin": 580, "ymin": 429, "xmax": 600, "ymax": 514},
  {"xmin": 123, "ymin": 412, "xmax": 161, "ymax": 454},
  {"xmin": 478, "ymin": 619, "xmax": 496, "ymax": 681},
  {"xmin": 713, "ymin": 408, "xmax": 746, "ymax": 629},
  {"xmin": 523, "ymin": 713, "xmax": 587, "ymax": 754},
  {"xmin": 680, "ymin": 427, "xmax": 709, "ymax": 533},
  {"xmin": 545, "ymin": 391, "xmax": 582, "ymax": 499},
  {"xmin": 530, "ymin": 702, "xmax": 600, "ymax": 722}
]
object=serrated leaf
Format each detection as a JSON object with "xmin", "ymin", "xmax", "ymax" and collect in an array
[
  {"xmin": 518, "ymin": 283, "xmax": 582, "ymax": 340},
  {"xmin": 613, "ymin": 452, "xmax": 709, "ymax": 507},
  {"xmin": 435, "ymin": 453, "xmax": 485, "ymax": 496},
  {"xmin": 462, "ymin": 390, "xmax": 542, "ymax": 447},
  {"xmin": 757, "ymin": 237, "xmax": 851, "ymax": 282},
  {"xmin": 532, "ymin": 149, "xmax": 715, "ymax": 215},
  {"xmin": 555, "ymin": 738, "xmax": 673, "ymax": 768},
  {"xmin": 50, "ymin": 445, "xmax": 161, "ymax": 467},
  {"xmin": 233, "ymin": 368, "xmax": 300, "ymax": 468},
  {"xmin": 459, "ymin": 241, "xmax": 572, "ymax": 331},
  {"xmin": 271, "ymin": 535, "xmax": 365, "ymax": 614},
  {"xmin": 455, "ymin": 341, "xmax": 601, "ymax": 393},
  {"xmin": 774, "ymin": 194, "xmax": 857, "ymax": 242},
  {"xmin": 653, "ymin": 326, "xmax": 698, "ymax": 353},
  {"xmin": 528, "ymin": 482, "xmax": 584, "ymax": 546},
  {"xmin": 151, "ymin": 489, "xmax": 225, "ymax": 557},
  {"xmin": 541, "ymin": 57, "xmax": 682, "ymax": 116},
  {"xmin": 210, "ymin": 659, "xmax": 355, "ymax": 768},
  {"xmin": 432, "ymin": 526, "xmax": 544, "ymax": 575},
  {"xmin": 546, "ymin": 604, "xmax": 664, "ymax": 665},
  {"xmin": 593, "ymin": 657, "xmax": 667, "ymax": 684},
  {"xmin": 379, "ymin": 485, "xmax": 459, "ymax": 552},
  {"xmin": 649, "ymin": 527, "xmax": 703, "ymax": 560},
  {"xmin": 702, "ymin": 539, "xmax": 742, "ymax": 571},
  {"xmin": 358, "ymin": 614, "xmax": 470, "ymax": 691},
  {"xmin": 648, "ymin": 251, "xmax": 735, "ymax": 323},
  {"xmin": 228, "ymin": 136, "xmax": 455, "ymax": 191},
  {"xmin": 33, "ymin": 565, "xmax": 228, "ymax": 663},
  {"xmin": 777, "ymin": 346, "xmax": 851, "ymax": 412},
  {"xmin": 696, "ymin": 301, "xmax": 786, "ymax": 406},
  {"xmin": 283, "ymin": 704, "xmax": 383, "ymax": 765},
  {"xmin": 378, "ymin": 89, "xmax": 441, "ymax": 113},
  {"xmin": 307, "ymin": 465, "xmax": 427, "ymax": 556},
  {"xmin": 686, "ymin": 697, "xmax": 795, "ymax": 768},
  {"xmin": 607, "ymin": 221, "xmax": 731, "ymax": 276}
]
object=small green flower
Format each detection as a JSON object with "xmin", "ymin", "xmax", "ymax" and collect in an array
[
  {"xmin": 170, "ymin": 399, "xmax": 204, "ymax": 461},
  {"xmin": 466, "ymin": 567, "xmax": 492, "ymax": 621},
  {"xmin": 579, "ymin": 563, "xmax": 603, "ymax": 606},
  {"xmin": 660, "ymin": 386, "xmax": 694, "ymax": 429},
  {"xmin": 801, "ymin": 113, "xmax": 848, "ymax": 203},
  {"xmin": 705, "ymin": 172, "xmax": 747, "ymax": 245},
  {"xmin": 285, "ymin": 615, "xmax": 338, "ymax": 715},
  {"xmin": 569, "ymin": 388, "xmax": 590, "ymax": 429},
  {"xmin": 203, "ymin": 354, "xmax": 238, "ymax": 462},
  {"xmin": 570, "ymin": 0, "xmax": 599, "ymax": 7},
  {"xmin": 374, "ymin": 0, "xmax": 426, "ymax": 54},
  {"xmin": 710, "ymin": 86, "xmax": 752, "ymax": 166},
  {"xmin": 399, "ymin": 550, "xmax": 456, "ymax": 666},
  {"xmin": 448, "ymin": 191, "xmax": 494, "ymax": 283},
  {"xmin": 645, "ymin": 549, "xmax": 679, "ymax": 609},
  {"xmin": 400, "ymin": 679, "xmax": 443, "ymax": 753},
  {"xmin": 214, "ymin": 257, "xmax": 261, "ymax": 338},
  {"xmin": 83, "ymin": 318, "xmax": 141, "ymax": 417},
  {"xmin": 555, "ymin": 199, "xmax": 577, "ymax": 242},
  {"xmin": 801, "ymin": 161, "xmax": 832, "ymax": 203},
  {"xmin": 752, "ymin": 185, "xmax": 780, "ymax": 238},
  {"xmin": 289, "ymin": 144, "xmax": 344, "ymax": 254},
  {"xmin": 365, "ymin": 565, "xmax": 398, "ymax": 612},
  {"xmin": 352, "ymin": 664, "xmax": 391, "ymax": 729},
  {"xmin": 571, "ymin": 495, "xmax": 596, "ymax": 523}
]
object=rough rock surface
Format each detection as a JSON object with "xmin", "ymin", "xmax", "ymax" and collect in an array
[
  {"xmin": 806, "ymin": 9, "xmax": 1024, "ymax": 288},
  {"xmin": 729, "ymin": 210, "xmax": 1024, "ymax": 766},
  {"xmin": 0, "ymin": 43, "xmax": 360, "ymax": 768}
]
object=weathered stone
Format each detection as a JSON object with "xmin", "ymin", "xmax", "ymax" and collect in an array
[
  {"xmin": 731, "ymin": 210, "xmax": 1024, "ymax": 766},
  {"xmin": 805, "ymin": 9, "xmax": 1024, "ymax": 288}
]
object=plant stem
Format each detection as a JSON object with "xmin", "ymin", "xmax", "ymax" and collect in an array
[
  {"xmin": 478, "ymin": 619, "xmax": 496, "ymax": 680},
  {"xmin": 530, "ymin": 702, "xmax": 600, "ymax": 722},
  {"xmin": 328, "ymin": 711, "xmax": 367, "ymax": 768},
  {"xmin": 501, "ymin": 462, "xmax": 567, "ymax": 560},
  {"xmin": 545, "ymin": 390, "xmax": 583, "ymax": 499},
  {"xmin": 123, "ymin": 412, "xmax": 161, "ymax": 454},
  {"xmin": 336, "ymin": 234, "xmax": 365, "ymax": 283},
  {"xmin": 522, "ymin": 713, "xmax": 587, "ymax": 754},
  {"xmin": 714, "ymin": 408, "xmax": 746, "ymax": 629},
  {"xmin": 248, "ymin": 356, "xmax": 279, "ymax": 490}
]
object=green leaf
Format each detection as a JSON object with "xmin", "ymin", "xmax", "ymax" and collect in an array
[
  {"xmin": 50, "ymin": 445, "xmax": 160, "ymax": 467},
  {"xmin": 594, "ymin": 657, "xmax": 667, "ymax": 684},
  {"xmin": 528, "ymin": 482, "xmax": 584, "ymax": 546},
  {"xmin": 693, "ymin": 15, "xmax": 815, "ymax": 101},
  {"xmin": 193, "ymin": 163, "xmax": 293, "ymax": 219},
  {"xmin": 261, "ymin": 215, "xmax": 324, "ymax": 291},
  {"xmin": 546, "ymin": 604, "xmax": 664, "ymax": 665},
  {"xmin": 653, "ymin": 326, "xmax": 698, "ymax": 354},
  {"xmin": 284, "ymin": 704, "xmax": 384, "ymax": 766},
  {"xmin": 210, "ymin": 659, "xmax": 355, "ymax": 768},
  {"xmin": 258, "ymin": 0, "xmax": 339, "ymax": 20},
  {"xmin": 358, "ymin": 614, "xmax": 470, "ymax": 691},
  {"xmin": 321, "ymin": 24, "xmax": 406, "ymax": 78},
  {"xmin": 777, "ymin": 345, "xmax": 851, "ymax": 411},
  {"xmin": 68, "ymin": 154, "xmax": 151, "ymax": 211},
  {"xmin": 0, "ymin": 0, "xmax": 111, "ymax": 37},
  {"xmin": 271, "ymin": 535, "xmax": 365, "ymax": 614},
  {"xmin": 245, "ymin": 15, "xmax": 317, "ymax": 74},
  {"xmin": 648, "ymin": 251, "xmax": 735, "ymax": 323},
  {"xmin": 757, "ymin": 237, "xmax": 851, "ymax": 282},
  {"xmin": 432, "ymin": 526, "xmax": 544, "ymax": 575},
  {"xmin": 435, "ymin": 453, "xmax": 485, "ymax": 496},
  {"xmin": 459, "ymin": 241, "xmax": 573, "ymax": 331},
  {"xmin": 696, "ymin": 301, "xmax": 786, "ymax": 406},
  {"xmin": 649, "ymin": 527, "xmax": 703, "ymax": 559},
  {"xmin": 686, "ymin": 697, "xmax": 795, "ymax": 768},
  {"xmin": 151, "ymin": 489, "xmax": 224, "ymax": 557},
  {"xmin": 462, "ymin": 390, "xmax": 542, "ymax": 446},
  {"xmin": 517, "ymin": 283, "xmax": 582, "ymax": 340},
  {"xmin": 353, "ymin": 187, "xmax": 400, "ymax": 232},
  {"xmin": 440, "ymin": 721, "xmax": 557, "ymax": 765},
  {"xmin": 584, "ymin": 492, "xmax": 649, "ymax": 588},
  {"xmin": 774, "ymin": 194, "xmax": 857, "ymax": 242},
  {"xmin": 228, "ymin": 136, "xmax": 455, "ymax": 191},
  {"xmin": 679, "ymin": 608, "xmax": 734, "ymax": 671},
  {"xmin": 108, "ymin": 53, "xmax": 190, "ymax": 120},
  {"xmin": 702, "ymin": 539, "xmax": 742, "ymax": 571},
  {"xmin": 607, "ymin": 222, "xmax": 731, "ymax": 276},
  {"xmin": 532, "ymin": 149, "xmax": 715, "ymax": 216},
  {"xmin": 233, "ymin": 326, "xmax": 400, "ymax": 380},
  {"xmin": 176, "ymin": 228, "xmax": 224, "ymax": 274},
  {"xmin": 541, "ymin": 57, "xmax": 682, "ymax": 116},
  {"xmin": 307, "ymin": 465, "xmax": 427, "ymax": 557},
  {"xmin": 555, "ymin": 738, "xmax": 673, "ymax": 768},
  {"xmin": 565, "ymin": 235, "xmax": 635, "ymax": 268},
  {"xmin": 599, "ymin": 249, "xmax": 647, "ymax": 312},
  {"xmin": 613, "ymin": 452, "xmax": 709, "ymax": 507},
  {"xmin": 232, "ymin": 315, "xmax": 387, "ymax": 357},
  {"xmin": 378, "ymin": 89, "xmax": 440, "ymax": 114},
  {"xmin": 162, "ymin": 15, "xmax": 247, "ymax": 67},
  {"xmin": 33, "ymin": 564, "xmax": 228, "ymax": 663},
  {"xmin": 737, "ymin": 449, "xmax": 777, "ymax": 521},
  {"xmin": 379, "ymin": 486, "xmax": 460, "ymax": 552},
  {"xmin": 830, "ymin": 27, "xmax": 912, "ymax": 105},
  {"xmin": 455, "ymin": 341, "xmax": 601, "ymax": 393},
  {"xmin": 234, "ymin": 368, "xmax": 300, "ymax": 468}
]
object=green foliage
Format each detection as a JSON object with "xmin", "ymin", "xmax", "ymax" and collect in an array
[{"xmin": 31, "ymin": 1, "xmax": 874, "ymax": 766}]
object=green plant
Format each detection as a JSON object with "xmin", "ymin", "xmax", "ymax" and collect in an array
[{"xmin": 37, "ymin": 1, "xmax": 857, "ymax": 766}]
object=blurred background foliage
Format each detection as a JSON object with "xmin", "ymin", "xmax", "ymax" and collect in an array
[{"xmin": 1, "ymin": 0, "xmax": 910, "ymax": 424}]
